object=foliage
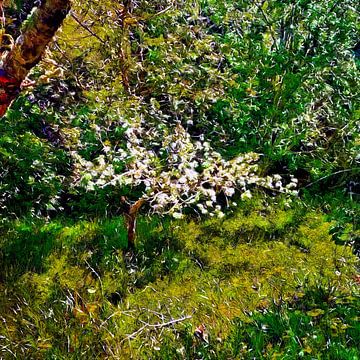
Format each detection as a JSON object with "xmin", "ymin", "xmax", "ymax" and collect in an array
[
  {"xmin": 0, "ymin": 0, "xmax": 359, "ymax": 359},
  {"xmin": 0, "ymin": 0, "xmax": 358, "ymax": 216},
  {"xmin": 0, "ymin": 101, "xmax": 72, "ymax": 216},
  {"xmin": 60, "ymin": 0, "xmax": 359, "ymax": 183}
]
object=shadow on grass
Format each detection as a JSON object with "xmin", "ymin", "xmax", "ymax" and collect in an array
[
  {"xmin": 0, "ymin": 221, "xmax": 62, "ymax": 281},
  {"xmin": 0, "ymin": 217, "xmax": 130, "ymax": 283},
  {"xmin": 0, "ymin": 214, "xmax": 183, "ymax": 295}
]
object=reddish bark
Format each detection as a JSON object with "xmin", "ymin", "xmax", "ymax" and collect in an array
[
  {"xmin": 0, "ymin": 69, "xmax": 21, "ymax": 116},
  {"xmin": 123, "ymin": 198, "xmax": 145, "ymax": 249}
]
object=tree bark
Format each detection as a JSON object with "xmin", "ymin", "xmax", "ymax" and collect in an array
[
  {"xmin": 0, "ymin": 0, "xmax": 71, "ymax": 117},
  {"xmin": 122, "ymin": 198, "xmax": 145, "ymax": 249}
]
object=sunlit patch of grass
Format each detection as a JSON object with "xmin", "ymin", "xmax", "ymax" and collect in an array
[{"xmin": 0, "ymin": 197, "xmax": 358, "ymax": 358}]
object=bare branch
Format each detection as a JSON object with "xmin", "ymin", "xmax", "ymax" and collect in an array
[
  {"xmin": 121, "ymin": 314, "xmax": 192, "ymax": 344},
  {"xmin": 70, "ymin": 10, "xmax": 105, "ymax": 44},
  {"xmin": 302, "ymin": 168, "xmax": 359, "ymax": 189}
]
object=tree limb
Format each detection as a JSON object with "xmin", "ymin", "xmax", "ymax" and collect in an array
[{"xmin": 0, "ymin": 0, "xmax": 71, "ymax": 116}]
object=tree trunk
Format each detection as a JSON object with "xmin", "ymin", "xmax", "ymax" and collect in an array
[
  {"xmin": 0, "ymin": 0, "xmax": 71, "ymax": 117},
  {"xmin": 123, "ymin": 198, "xmax": 145, "ymax": 249}
]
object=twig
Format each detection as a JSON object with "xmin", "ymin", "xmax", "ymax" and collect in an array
[
  {"xmin": 302, "ymin": 168, "xmax": 359, "ymax": 189},
  {"xmin": 120, "ymin": 314, "xmax": 192, "ymax": 344},
  {"xmin": 53, "ymin": 41, "xmax": 85, "ymax": 89},
  {"xmin": 145, "ymin": 6, "xmax": 172, "ymax": 20},
  {"xmin": 328, "ymin": 0, "xmax": 340, "ymax": 13},
  {"xmin": 70, "ymin": 11, "xmax": 106, "ymax": 44},
  {"xmin": 256, "ymin": 2, "xmax": 279, "ymax": 51},
  {"xmin": 84, "ymin": 259, "xmax": 104, "ymax": 296}
]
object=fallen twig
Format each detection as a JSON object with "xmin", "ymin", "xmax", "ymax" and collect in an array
[{"xmin": 121, "ymin": 314, "xmax": 192, "ymax": 344}]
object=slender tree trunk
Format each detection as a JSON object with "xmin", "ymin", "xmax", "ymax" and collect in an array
[
  {"xmin": 123, "ymin": 198, "xmax": 145, "ymax": 249},
  {"xmin": 0, "ymin": 0, "xmax": 71, "ymax": 117}
]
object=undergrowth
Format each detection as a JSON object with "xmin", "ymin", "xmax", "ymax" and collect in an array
[{"xmin": 0, "ymin": 195, "xmax": 359, "ymax": 359}]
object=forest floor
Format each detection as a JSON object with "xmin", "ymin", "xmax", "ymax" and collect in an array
[{"xmin": 0, "ymin": 192, "xmax": 359, "ymax": 359}]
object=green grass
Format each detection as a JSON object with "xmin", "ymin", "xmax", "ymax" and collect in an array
[
  {"xmin": 0, "ymin": 196, "xmax": 359, "ymax": 359},
  {"xmin": 157, "ymin": 291, "xmax": 360, "ymax": 360}
]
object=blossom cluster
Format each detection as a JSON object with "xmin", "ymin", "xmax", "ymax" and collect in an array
[{"xmin": 72, "ymin": 119, "xmax": 297, "ymax": 218}]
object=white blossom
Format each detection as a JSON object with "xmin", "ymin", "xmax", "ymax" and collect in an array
[
  {"xmin": 172, "ymin": 212, "xmax": 184, "ymax": 219},
  {"xmin": 72, "ymin": 122, "xmax": 296, "ymax": 216},
  {"xmin": 241, "ymin": 190, "xmax": 252, "ymax": 200},
  {"xmin": 224, "ymin": 187, "xmax": 235, "ymax": 197}
]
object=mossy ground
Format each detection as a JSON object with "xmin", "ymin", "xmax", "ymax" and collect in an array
[{"xmin": 0, "ymin": 195, "xmax": 359, "ymax": 359}]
